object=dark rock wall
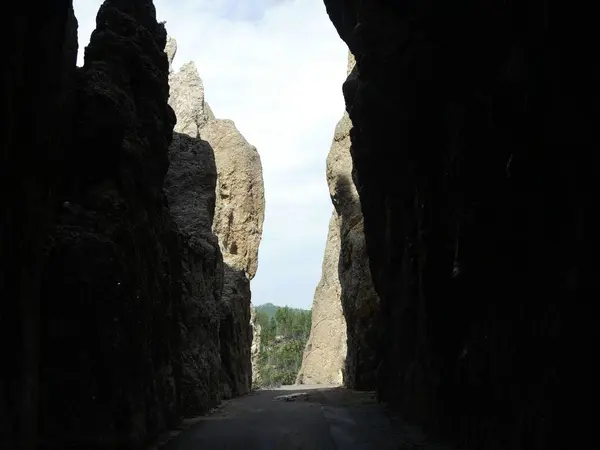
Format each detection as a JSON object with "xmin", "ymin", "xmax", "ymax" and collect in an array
[
  {"xmin": 2, "ymin": 1, "xmax": 256, "ymax": 448},
  {"xmin": 324, "ymin": 1, "xmax": 594, "ymax": 449},
  {"xmin": 164, "ymin": 131, "xmax": 224, "ymax": 417},
  {"xmin": 219, "ymin": 265, "xmax": 253, "ymax": 398},
  {"xmin": 38, "ymin": 1, "xmax": 181, "ymax": 448},
  {"xmin": 1, "ymin": 2, "xmax": 79, "ymax": 448}
]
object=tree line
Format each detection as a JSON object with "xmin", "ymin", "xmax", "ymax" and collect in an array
[{"xmin": 254, "ymin": 305, "xmax": 312, "ymax": 387}]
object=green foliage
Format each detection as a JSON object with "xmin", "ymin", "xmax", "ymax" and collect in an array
[
  {"xmin": 254, "ymin": 305, "xmax": 312, "ymax": 388},
  {"xmin": 254, "ymin": 302, "xmax": 278, "ymax": 319}
]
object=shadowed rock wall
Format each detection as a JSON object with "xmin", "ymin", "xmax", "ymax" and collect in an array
[
  {"xmin": 166, "ymin": 38, "xmax": 265, "ymax": 398},
  {"xmin": 323, "ymin": 0, "xmax": 594, "ymax": 449},
  {"xmin": 1, "ymin": 2, "xmax": 263, "ymax": 448},
  {"xmin": 2, "ymin": 2, "xmax": 80, "ymax": 448},
  {"xmin": 165, "ymin": 36, "xmax": 224, "ymax": 417},
  {"xmin": 298, "ymin": 52, "xmax": 379, "ymax": 389},
  {"xmin": 4, "ymin": 1, "xmax": 183, "ymax": 447}
]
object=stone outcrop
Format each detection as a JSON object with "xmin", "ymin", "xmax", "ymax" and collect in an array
[
  {"xmin": 297, "ymin": 52, "xmax": 379, "ymax": 389},
  {"xmin": 203, "ymin": 118, "xmax": 265, "ymax": 397},
  {"xmin": 327, "ymin": 60, "xmax": 380, "ymax": 390},
  {"xmin": 167, "ymin": 39, "xmax": 265, "ymax": 398},
  {"xmin": 1, "ymin": 2, "xmax": 262, "ymax": 448},
  {"xmin": 323, "ymin": 1, "xmax": 593, "ymax": 449},
  {"xmin": 296, "ymin": 211, "xmax": 346, "ymax": 385},
  {"xmin": 205, "ymin": 119, "xmax": 264, "ymax": 280},
  {"xmin": 164, "ymin": 38, "xmax": 223, "ymax": 417},
  {"xmin": 250, "ymin": 307, "xmax": 262, "ymax": 386},
  {"xmin": 3, "ymin": 1, "xmax": 184, "ymax": 447}
]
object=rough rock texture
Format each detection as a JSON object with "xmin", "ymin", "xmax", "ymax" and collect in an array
[
  {"xmin": 2, "ymin": 2, "xmax": 244, "ymax": 448},
  {"xmin": 324, "ymin": 1, "xmax": 594, "ymax": 449},
  {"xmin": 250, "ymin": 307, "xmax": 262, "ymax": 387},
  {"xmin": 202, "ymin": 119, "xmax": 265, "ymax": 398},
  {"xmin": 164, "ymin": 36, "xmax": 224, "ymax": 417},
  {"xmin": 296, "ymin": 212, "xmax": 346, "ymax": 385},
  {"xmin": 2, "ymin": 3, "xmax": 265, "ymax": 448},
  {"xmin": 327, "ymin": 59, "xmax": 380, "ymax": 390},
  {"xmin": 166, "ymin": 143, "xmax": 223, "ymax": 416},
  {"xmin": 298, "ymin": 52, "xmax": 379, "ymax": 389},
  {"xmin": 36, "ymin": 1, "xmax": 183, "ymax": 448},
  {"xmin": 4, "ymin": 1, "xmax": 188, "ymax": 448},
  {"xmin": 169, "ymin": 62, "xmax": 208, "ymax": 136},
  {"xmin": 165, "ymin": 35, "xmax": 177, "ymax": 67},
  {"xmin": 165, "ymin": 37, "xmax": 224, "ymax": 417},
  {"xmin": 204, "ymin": 119, "xmax": 265, "ymax": 280},
  {"xmin": 166, "ymin": 40, "xmax": 265, "ymax": 400}
]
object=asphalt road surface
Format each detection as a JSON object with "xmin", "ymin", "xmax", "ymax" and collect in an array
[{"xmin": 156, "ymin": 385, "xmax": 452, "ymax": 450}]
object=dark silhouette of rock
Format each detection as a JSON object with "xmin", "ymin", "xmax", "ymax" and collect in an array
[
  {"xmin": 35, "ymin": 1, "xmax": 181, "ymax": 448},
  {"xmin": 164, "ymin": 130, "xmax": 224, "ymax": 417},
  {"xmin": 323, "ymin": 1, "xmax": 594, "ymax": 449},
  {"xmin": 1, "ymin": 2, "xmax": 79, "ymax": 448},
  {"xmin": 2, "ymin": 4, "xmax": 264, "ymax": 446},
  {"xmin": 1, "ymin": 1, "xmax": 259, "ymax": 448},
  {"xmin": 164, "ymin": 39, "xmax": 224, "ymax": 418}
]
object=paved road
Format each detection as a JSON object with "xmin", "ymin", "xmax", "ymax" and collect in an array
[{"xmin": 157, "ymin": 385, "xmax": 452, "ymax": 450}]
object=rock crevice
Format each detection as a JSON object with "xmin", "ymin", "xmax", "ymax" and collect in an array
[{"xmin": 298, "ymin": 52, "xmax": 379, "ymax": 389}]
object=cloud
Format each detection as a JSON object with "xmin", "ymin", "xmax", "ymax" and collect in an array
[{"xmin": 73, "ymin": 0, "xmax": 348, "ymax": 309}]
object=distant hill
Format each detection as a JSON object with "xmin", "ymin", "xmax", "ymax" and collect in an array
[
  {"xmin": 254, "ymin": 303, "xmax": 309, "ymax": 319},
  {"xmin": 254, "ymin": 303, "xmax": 278, "ymax": 318}
]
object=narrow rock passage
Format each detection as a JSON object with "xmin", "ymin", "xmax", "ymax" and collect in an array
[{"xmin": 158, "ymin": 386, "xmax": 452, "ymax": 450}]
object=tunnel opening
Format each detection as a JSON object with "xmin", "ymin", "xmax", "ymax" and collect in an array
[{"xmin": 2, "ymin": 0, "xmax": 591, "ymax": 449}]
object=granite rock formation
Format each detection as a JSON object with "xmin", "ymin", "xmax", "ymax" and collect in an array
[
  {"xmin": 250, "ymin": 307, "xmax": 262, "ymax": 387},
  {"xmin": 40, "ymin": 1, "xmax": 182, "ymax": 447},
  {"xmin": 164, "ymin": 38, "xmax": 223, "ymax": 417},
  {"xmin": 296, "ymin": 211, "xmax": 346, "ymax": 385},
  {"xmin": 3, "ymin": 1, "xmax": 183, "ymax": 447},
  {"xmin": 1, "ymin": 2, "xmax": 262, "ymax": 448},
  {"xmin": 203, "ymin": 119, "xmax": 265, "ymax": 397},
  {"xmin": 204, "ymin": 118, "xmax": 265, "ymax": 281},
  {"xmin": 327, "ymin": 54, "xmax": 380, "ymax": 390},
  {"xmin": 323, "ymin": 1, "xmax": 593, "ymax": 449},
  {"xmin": 167, "ymin": 40, "xmax": 265, "ymax": 398},
  {"xmin": 297, "ymin": 52, "xmax": 379, "ymax": 389}
]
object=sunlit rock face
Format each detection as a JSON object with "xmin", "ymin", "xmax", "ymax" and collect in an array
[
  {"xmin": 298, "ymin": 52, "xmax": 379, "ymax": 389},
  {"xmin": 203, "ymin": 111, "xmax": 265, "ymax": 400},
  {"xmin": 323, "ymin": 0, "xmax": 594, "ymax": 449},
  {"xmin": 250, "ymin": 307, "xmax": 262, "ymax": 387},
  {"xmin": 296, "ymin": 210, "xmax": 346, "ymax": 386},
  {"xmin": 167, "ymin": 38, "xmax": 265, "ymax": 400}
]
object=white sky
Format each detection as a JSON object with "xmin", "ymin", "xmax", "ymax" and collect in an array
[{"xmin": 73, "ymin": 0, "xmax": 348, "ymax": 309}]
